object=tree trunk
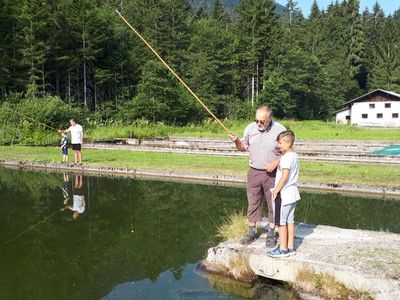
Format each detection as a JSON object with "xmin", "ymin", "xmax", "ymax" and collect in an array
[
  {"xmin": 94, "ymin": 79, "xmax": 97, "ymax": 112},
  {"xmin": 68, "ymin": 70, "xmax": 71, "ymax": 103},
  {"xmin": 56, "ymin": 71, "xmax": 60, "ymax": 96},
  {"xmin": 42, "ymin": 64, "xmax": 45, "ymax": 93},
  {"xmin": 256, "ymin": 62, "xmax": 259, "ymax": 99},
  {"xmin": 251, "ymin": 75, "xmax": 255, "ymax": 107},
  {"xmin": 83, "ymin": 26, "xmax": 87, "ymax": 107}
]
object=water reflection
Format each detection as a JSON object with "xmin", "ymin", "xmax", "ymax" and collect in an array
[
  {"xmin": 60, "ymin": 174, "xmax": 86, "ymax": 219},
  {"xmin": 0, "ymin": 167, "xmax": 399, "ymax": 300}
]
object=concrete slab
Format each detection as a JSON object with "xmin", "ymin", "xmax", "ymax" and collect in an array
[{"xmin": 203, "ymin": 224, "xmax": 400, "ymax": 299}]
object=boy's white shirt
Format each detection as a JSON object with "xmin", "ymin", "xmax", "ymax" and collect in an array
[{"xmin": 272, "ymin": 151, "xmax": 300, "ymax": 205}]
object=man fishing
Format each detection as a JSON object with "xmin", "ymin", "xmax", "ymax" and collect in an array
[
  {"xmin": 59, "ymin": 118, "xmax": 84, "ymax": 165},
  {"xmin": 229, "ymin": 105, "xmax": 286, "ymax": 247}
]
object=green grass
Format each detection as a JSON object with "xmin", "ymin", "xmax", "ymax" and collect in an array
[
  {"xmin": 295, "ymin": 268, "xmax": 372, "ymax": 299},
  {"xmin": 217, "ymin": 211, "xmax": 248, "ymax": 240},
  {"xmin": 0, "ymin": 146, "xmax": 400, "ymax": 189},
  {"xmin": 85, "ymin": 120, "xmax": 400, "ymax": 141}
]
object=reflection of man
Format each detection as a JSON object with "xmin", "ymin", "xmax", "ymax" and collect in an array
[
  {"xmin": 61, "ymin": 174, "xmax": 85, "ymax": 219},
  {"xmin": 61, "ymin": 173, "xmax": 70, "ymax": 205},
  {"xmin": 229, "ymin": 106, "xmax": 285, "ymax": 247}
]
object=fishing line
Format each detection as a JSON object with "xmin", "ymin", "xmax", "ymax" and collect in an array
[
  {"xmin": 5, "ymin": 209, "xmax": 62, "ymax": 244},
  {"xmin": 115, "ymin": 10, "xmax": 232, "ymax": 134}
]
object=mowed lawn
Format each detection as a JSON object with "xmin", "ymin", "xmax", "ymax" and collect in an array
[
  {"xmin": 85, "ymin": 120, "xmax": 400, "ymax": 141},
  {"xmin": 0, "ymin": 146, "xmax": 399, "ymax": 189}
]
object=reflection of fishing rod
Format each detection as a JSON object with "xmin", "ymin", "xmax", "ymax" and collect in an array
[
  {"xmin": 3, "ymin": 105, "xmax": 59, "ymax": 132},
  {"xmin": 115, "ymin": 10, "xmax": 232, "ymax": 135},
  {"xmin": 5, "ymin": 209, "xmax": 62, "ymax": 244}
]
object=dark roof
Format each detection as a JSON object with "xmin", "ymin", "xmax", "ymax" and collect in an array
[
  {"xmin": 335, "ymin": 107, "xmax": 351, "ymax": 113},
  {"xmin": 343, "ymin": 89, "xmax": 400, "ymax": 106}
]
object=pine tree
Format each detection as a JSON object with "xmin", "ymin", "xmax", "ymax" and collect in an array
[
  {"xmin": 369, "ymin": 15, "xmax": 400, "ymax": 93},
  {"xmin": 344, "ymin": 0, "xmax": 367, "ymax": 89},
  {"xmin": 236, "ymin": 0, "xmax": 279, "ymax": 107}
]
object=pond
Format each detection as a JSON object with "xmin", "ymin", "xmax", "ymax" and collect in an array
[{"xmin": 0, "ymin": 167, "xmax": 399, "ymax": 299}]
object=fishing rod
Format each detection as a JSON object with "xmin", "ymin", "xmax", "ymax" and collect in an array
[
  {"xmin": 115, "ymin": 10, "xmax": 232, "ymax": 135},
  {"xmin": 3, "ymin": 105, "xmax": 59, "ymax": 132},
  {"xmin": 5, "ymin": 209, "xmax": 62, "ymax": 244}
]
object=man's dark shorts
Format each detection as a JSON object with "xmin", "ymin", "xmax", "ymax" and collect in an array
[{"xmin": 72, "ymin": 144, "xmax": 81, "ymax": 151}]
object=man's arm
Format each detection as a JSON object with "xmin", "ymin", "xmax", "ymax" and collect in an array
[
  {"xmin": 58, "ymin": 128, "xmax": 70, "ymax": 134},
  {"xmin": 271, "ymin": 169, "xmax": 289, "ymax": 200},
  {"xmin": 80, "ymin": 130, "xmax": 84, "ymax": 144},
  {"xmin": 229, "ymin": 134, "xmax": 246, "ymax": 152}
]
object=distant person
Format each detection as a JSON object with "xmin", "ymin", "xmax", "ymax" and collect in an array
[
  {"xmin": 61, "ymin": 174, "xmax": 85, "ymax": 219},
  {"xmin": 60, "ymin": 132, "xmax": 69, "ymax": 163},
  {"xmin": 229, "ymin": 105, "xmax": 286, "ymax": 247},
  {"xmin": 59, "ymin": 118, "xmax": 83, "ymax": 165},
  {"xmin": 267, "ymin": 131, "xmax": 300, "ymax": 258}
]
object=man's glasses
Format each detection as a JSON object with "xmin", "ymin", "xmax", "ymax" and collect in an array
[{"xmin": 255, "ymin": 119, "xmax": 268, "ymax": 125}]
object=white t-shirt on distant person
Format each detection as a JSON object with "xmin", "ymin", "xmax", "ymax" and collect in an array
[
  {"xmin": 67, "ymin": 124, "xmax": 83, "ymax": 144},
  {"xmin": 274, "ymin": 151, "xmax": 300, "ymax": 205},
  {"xmin": 69, "ymin": 195, "xmax": 85, "ymax": 214}
]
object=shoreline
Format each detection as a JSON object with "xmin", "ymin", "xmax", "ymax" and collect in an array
[{"xmin": 1, "ymin": 159, "xmax": 399, "ymax": 197}]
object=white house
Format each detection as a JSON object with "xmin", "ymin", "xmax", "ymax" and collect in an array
[{"xmin": 335, "ymin": 89, "xmax": 400, "ymax": 127}]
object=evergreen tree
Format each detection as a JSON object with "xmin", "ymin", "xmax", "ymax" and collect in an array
[{"xmin": 236, "ymin": 0, "xmax": 279, "ymax": 107}]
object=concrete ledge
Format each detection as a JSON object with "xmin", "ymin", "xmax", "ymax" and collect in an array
[
  {"xmin": 201, "ymin": 224, "xmax": 400, "ymax": 299},
  {"xmin": 0, "ymin": 160, "xmax": 400, "ymax": 196}
]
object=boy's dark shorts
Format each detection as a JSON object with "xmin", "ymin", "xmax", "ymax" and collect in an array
[
  {"xmin": 62, "ymin": 147, "xmax": 68, "ymax": 155},
  {"xmin": 72, "ymin": 144, "xmax": 81, "ymax": 151}
]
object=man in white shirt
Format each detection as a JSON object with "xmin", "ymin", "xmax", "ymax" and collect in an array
[{"xmin": 59, "ymin": 118, "xmax": 84, "ymax": 165}]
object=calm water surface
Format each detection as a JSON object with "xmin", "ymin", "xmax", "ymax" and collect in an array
[{"xmin": 0, "ymin": 168, "xmax": 399, "ymax": 300}]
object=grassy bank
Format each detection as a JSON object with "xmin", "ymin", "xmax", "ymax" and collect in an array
[
  {"xmin": 0, "ymin": 146, "xmax": 399, "ymax": 189},
  {"xmin": 85, "ymin": 120, "xmax": 400, "ymax": 141}
]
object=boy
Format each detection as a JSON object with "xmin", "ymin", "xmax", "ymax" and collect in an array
[
  {"xmin": 267, "ymin": 131, "xmax": 300, "ymax": 258},
  {"xmin": 60, "ymin": 132, "xmax": 69, "ymax": 163}
]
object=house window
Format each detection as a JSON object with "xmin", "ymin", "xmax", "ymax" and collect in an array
[
  {"xmin": 385, "ymin": 103, "xmax": 391, "ymax": 108},
  {"xmin": 362, "ymin": 114, "xmax": 368, "ymax": 119},
  {"xmin": 393, "ymin": 113, "xmax": 399, "ymax": 119},
  {"xmin": 377, "ymin": 113, "xmax": 383, "ymax": 119},
  {"xmin": 345, "ymin": 116, "xmax": 350, "ymax": 120},
  {"xmin": 369, "ymin": 104, "xmax": 375, "ymax": 109}
]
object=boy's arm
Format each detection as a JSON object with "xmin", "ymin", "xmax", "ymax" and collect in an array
[
  {"xmin": 271, "ymin": 169, "xmax": 289, "ymax": 199},
  {"xmin": 60, "ymin": 141, "xmax": 67, "ymax": 149}
]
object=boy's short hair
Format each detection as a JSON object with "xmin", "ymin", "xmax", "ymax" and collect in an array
[{"xmin": 277, "ymin": 130, "xmax": 295, "ymax": 147}]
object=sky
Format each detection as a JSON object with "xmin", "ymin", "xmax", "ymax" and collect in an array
[{"xmin": 275, "ymin": 0, "xmax": 400, "ymax": 16}]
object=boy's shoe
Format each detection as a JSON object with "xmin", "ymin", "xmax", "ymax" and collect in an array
[
  {"xmin": 267, "ymin": 248, "xmax": 290, "ymax": 258},
  {"xmin": 265, "ymin": 234, "xmax": 277, "ymax": 248},
  {"xmin": 288, "ymin": 248, "xmax": 296, "ymax": 256},
  {"xmin": 240, "ymin": 233, "xmax": 257, "ymax": 245}
]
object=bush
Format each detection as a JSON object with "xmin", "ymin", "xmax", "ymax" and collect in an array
[{"xmin": 0, "ymin": 94, "xmax": 85, "ymax": 145}]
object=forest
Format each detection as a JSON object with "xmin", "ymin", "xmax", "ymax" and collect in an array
[{"xmin": 0, "ymin": 0, "xmax": 399, "ymax": 126}]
